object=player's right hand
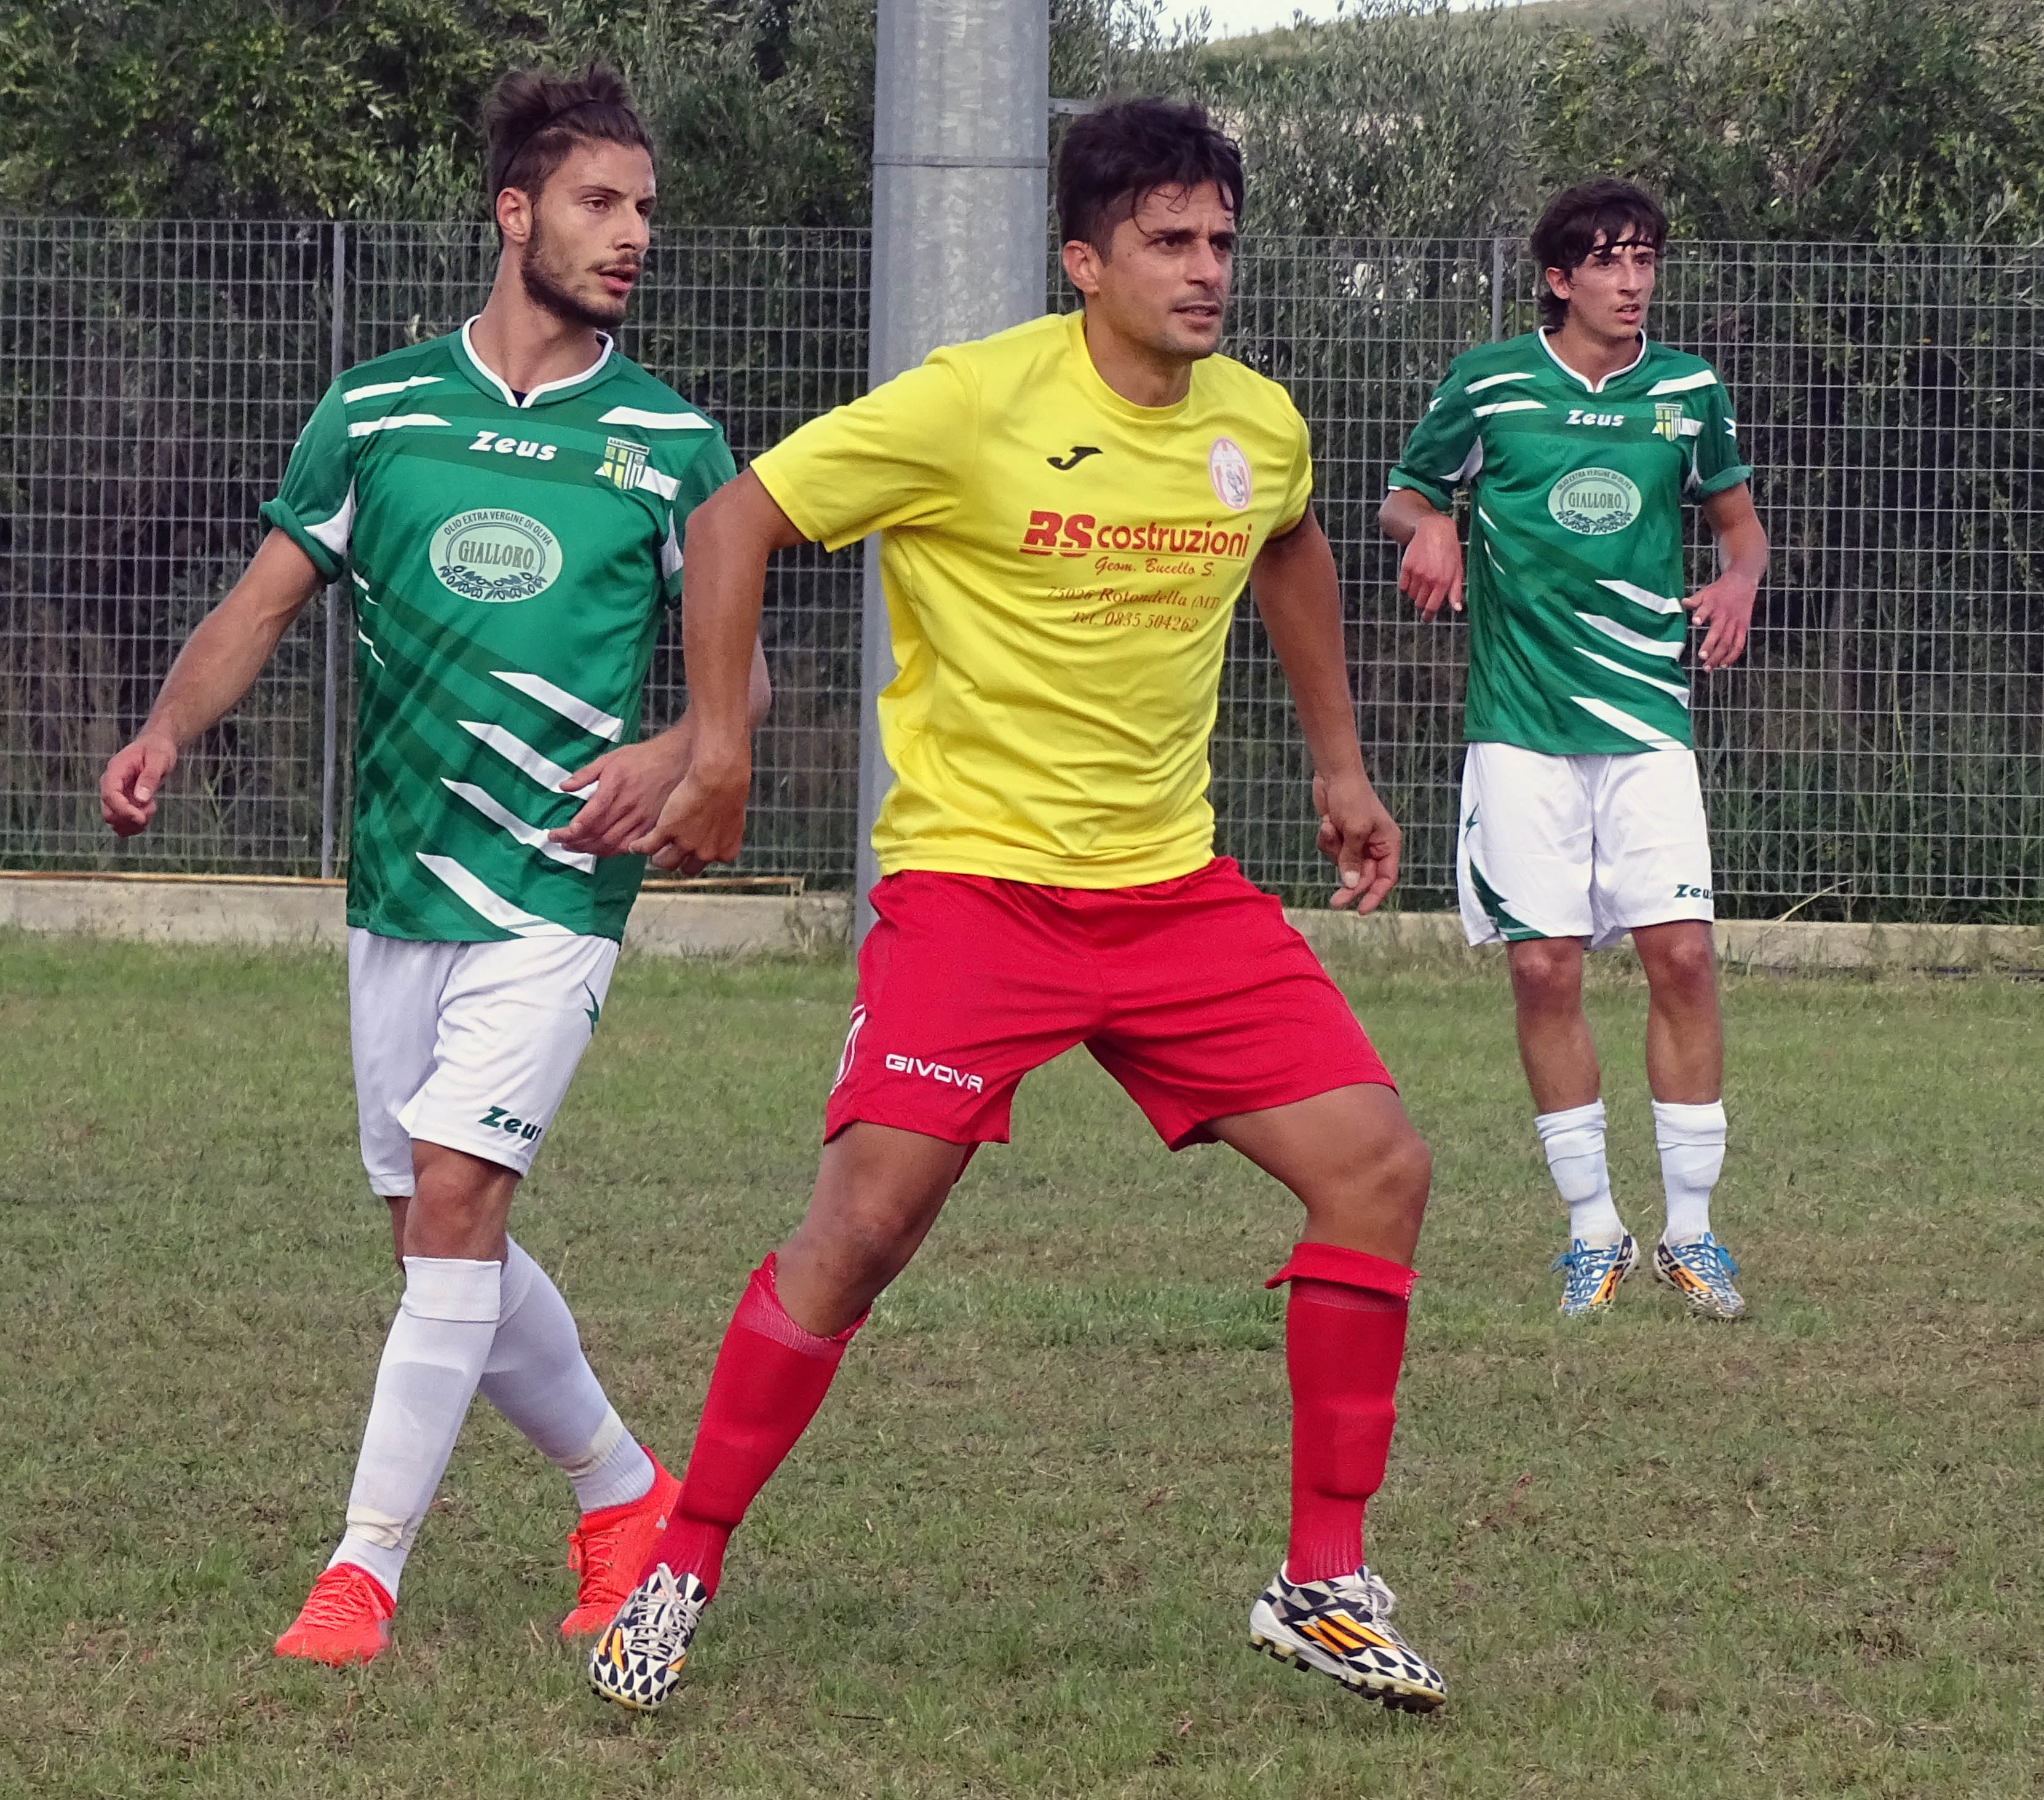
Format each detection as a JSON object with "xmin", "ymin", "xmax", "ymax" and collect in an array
[
  {"xmin": 99, "ymin": 732, "xmax": 179, "ymax": 837},
  {"xmin": 1399, "ymin": 515, "xmax": 1465, "ymax": 620},
  {"xmin": 629, "ymin": 759, "xmax": 750, "ymax": 875},
  {"xmin": 1313, "ymin": 770, "xmax": 1401, "ymax": 914}
]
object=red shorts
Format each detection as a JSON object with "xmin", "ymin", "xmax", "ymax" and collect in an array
[{"xmin": 824, "ymin": 858, "xmax": 1393, "ymax": 1150}]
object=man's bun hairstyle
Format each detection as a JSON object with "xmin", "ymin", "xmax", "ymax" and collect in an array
[
  {"xmin": 1530, "ymin": 178, "xmax": 1670, "ymax": 328},
  {"xmin": 485, "ymin": 62, "xmax": 654, "ymax": 224},
  {"xmin": 1056, "ymin": 97, "xmax": 1244, "ymax": 258}
]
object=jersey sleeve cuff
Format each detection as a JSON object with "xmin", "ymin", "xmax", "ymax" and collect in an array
[
  {"xmin": 258, "ymin": 498, "xmax": 344, "ymax": 583},
  {"xmin": 1692, "ymin": 462, "xmax": 1754, "ymax": 499},
  {"xmin": 1385, "ymin": 472, "xmax": 1453, "ymax": 512},
  {"xmin": 750, "ymin": 454, "xmax": 839, "ymax": 551}
]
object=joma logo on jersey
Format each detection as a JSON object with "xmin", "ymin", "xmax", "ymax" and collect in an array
[
  {"xmin": 1018, "ymin": 510, "xmax": 1252, "ymax": 560},
  {"xmin": 1564, "ymin": 408, "xmax": 1625, "ymax": 428},
  {"xmin": 598, "ymin": 436, "xmax": 649, "ymax": 491},
  {"xmin": 467, "ymin": 430, "xmax": 558, "ymax": 461},
  {"xmin": 479, "ymin": 1105, "xmax": 545, "ymax": 1142},
  {"xmin": 884, "ymin": 1052, "xmax": 984, "ymax": 1094}
]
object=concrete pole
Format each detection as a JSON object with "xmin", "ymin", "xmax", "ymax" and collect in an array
[
  {"xmin": 319, "ymin": 221, "xmax": 347, "ymax": 880},
  {"xmin": 855, "ymin": 0, "xmax": 1050, "ymax": 941}
]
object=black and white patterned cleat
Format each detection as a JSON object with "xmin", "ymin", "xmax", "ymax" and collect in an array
[
  {"xmin": 587, "ymin": 1563, "xmax": 708, "ymax": 1713},
  {"xmin": 1249, "ymin": 1565, "xmax": 1446, "ymax": 1713}
]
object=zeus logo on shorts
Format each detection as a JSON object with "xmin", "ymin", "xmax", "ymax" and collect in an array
[
  {"xmin": 479, "ymin": 1105, "xmax": 545, "ymax": 1143},
  {"xmin": 884, "ymin": 1053, "xmax": 985, "ymax": 1094},
  {"xmin": 1674, "ymin": 883, "xmax": 1714, "ymax": 901}
]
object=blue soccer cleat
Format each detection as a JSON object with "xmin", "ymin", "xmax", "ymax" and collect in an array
[
  {"xmin": 1551, "ymin": 1233, "xmax": 1639, "ymax": 1317},
  {"xmin": 1654, "ymin": 1233, "xmax": 1745, "ymax": 1320}
]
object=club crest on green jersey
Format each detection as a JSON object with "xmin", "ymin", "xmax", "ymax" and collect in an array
[
  {"xmin": 430, "ymin": 509, "xmax": 563, "ymax": 602},
  {"xmin": 599, "ymin": 436, "xmax": 649, "ymax": 491},
  {"xmin": 1653, "ymin": 402, "xmax": 1684, "ymax": 443},
  {"xmin": 1547, "ymin": 468, "xmax": 1642, "ymax": 535}
]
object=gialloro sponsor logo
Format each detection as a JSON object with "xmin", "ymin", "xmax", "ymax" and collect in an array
[{"xmin": 430, "ymin": 508, "xmax": 563, "ymax": 602}]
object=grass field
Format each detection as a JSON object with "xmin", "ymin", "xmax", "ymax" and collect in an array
[{"xmin": 2, "ymin": 934, "xmax": 2040, "ymax": 1798}]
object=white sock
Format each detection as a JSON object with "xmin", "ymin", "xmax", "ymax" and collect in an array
[
  {"xmin": 480, "ymin": 1239, "xmax": 654, "ymax": 1515},
  {"xmin": 328, "ymin": 1256, "xmax": 501, "ymax": 1601},
  {"xmin": 1535, "ymin": 1100, "xmax": 1626, "ymax": 1247},
  {"xmin": 1655, "ymin": 1099, "xmax": 1727, "ymax": 1245}
]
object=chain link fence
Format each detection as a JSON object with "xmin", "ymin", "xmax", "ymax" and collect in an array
[{"xmin": 5, "ymin": 221, "xmax": 2040, "ymax": 919}]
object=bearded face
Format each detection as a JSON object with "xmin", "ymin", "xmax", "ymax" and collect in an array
[
  {"xmin": 519, "ymin": 206, "xmax": 633, "ymax": 331},
  {"xmin": 504, "ymin": 139, "xmax": 654, "ymax": 331}
]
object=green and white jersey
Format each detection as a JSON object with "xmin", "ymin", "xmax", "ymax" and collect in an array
[
  {"xmin": 1387, "ymin": 330, "xmax": 1751, "ymax": 756},
  {"xmin": 262, "ymin": 320, "xmax": 736, "ymax": 943}
]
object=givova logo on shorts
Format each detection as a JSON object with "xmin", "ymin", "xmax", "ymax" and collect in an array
[
  {"xmin": 1547, "ymin": 468, "xmax": 1642, "ymax": 535},
  {"xmin": 885, "ymin": 1054, "xmax": 984, "ymax": 1094},
  {"xmin": 432, "ymin": 509, "xmax": 563, "ymax": 602}
]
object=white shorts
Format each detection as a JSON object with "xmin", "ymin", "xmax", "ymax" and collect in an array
[
  {"xmin": 349, "ymin": 928, "xmax": 619, "ymax": 1195},
  {"xmin": 1456, "ymin": 741, "xmax": 1714, "ymax": 951}
]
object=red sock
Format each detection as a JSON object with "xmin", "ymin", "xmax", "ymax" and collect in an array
[
  {"xmin": 1266, "ymin": 1242, "xmax": 1416, "ymax": 1584},
  {"xmin": 640, "ymin": 1254, "xmax": 864, "ymax": 1596}
]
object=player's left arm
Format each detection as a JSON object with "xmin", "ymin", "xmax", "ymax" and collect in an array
[
  {"xmin": 1686, "ymin": 482, "xmax": 1768, "ymax": 671},
  {"xmin": 1250, "ymin": 505, "xmax": 1401, "ymax": 914}
]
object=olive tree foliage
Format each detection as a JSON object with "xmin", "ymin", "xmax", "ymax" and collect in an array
[
  {"xmin": 1191, "ymin": 0, "xmax": 2044, "ymax": 243},
  {"xmin": 1195, "ymin": 1, "xmax": 1551, "ymax": 238},
  {"xmin": 561, "ymin": 0, "xmax": 1200, "ymax": 227},
  {"xmin": 6, "ymin": 0, "xmax": 2037, "ymax": 237},
  {"xmin": 1534, "ymin": 0, "xmax": 2044, "ymax": 242},
  {"xmin": 0, "ymin": 0, "xmax": 550, "ymax": 217},
  {"xmin": 0, "ymin": 0, "xmax": 1167, "ymax": 223}
]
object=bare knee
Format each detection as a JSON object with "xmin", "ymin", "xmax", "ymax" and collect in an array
[
  {"xmin": 404, "ymin": 1143, "xmax": 517, "ymax": 1261},
  {"xmin": 1641, "ymin": 927, "xmax": 1717, "ymax": 1008},
  {"xmin": 1375, "ymin": 1119, "xmax": 1432, "ymax": 1223},
  {"xmin": 1296, "ymin": 1113, "xmax": 1431, "ymax": 1261},
  {"xmin": 817, "ymin": 1191, "xmax": 939, "ymax": 1284},
  {"xmin": 783, "ymin": 1124, "xmax": 969, "ymax": 1313},
  {"xmin": 1510, "ymin": 939, "xmax": 1584, "ymax": 1013}
]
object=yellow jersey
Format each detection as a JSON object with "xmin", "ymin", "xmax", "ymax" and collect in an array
[{"xmin": 751, "ymin": 309, "xmax": 1315, "ymax": 887}]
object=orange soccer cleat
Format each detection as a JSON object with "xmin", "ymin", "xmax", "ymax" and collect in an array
[
  {"xmin": 274, "ymin": 1563, "xmax": 395, "ymax": 1666},
  {"xmin": 559, "ymin": 1455, "xmax": 684, "ymax": 1638}
]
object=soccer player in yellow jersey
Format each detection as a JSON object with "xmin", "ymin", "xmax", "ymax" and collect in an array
[{"xmin": 588, "ymin": 100, "xmax": 1446, "ymax": 1715}]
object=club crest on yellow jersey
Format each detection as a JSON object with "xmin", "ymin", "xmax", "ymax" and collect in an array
[{"xmin": 1208, "ymin": 436, "xmax": 1253, "ymax": 510}]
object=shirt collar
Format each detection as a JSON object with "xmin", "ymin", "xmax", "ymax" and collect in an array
[
  {"xmin": 457, "ymin": 316, "xmax": 614, "ymax": 409},
  {"xmin": 1537, "ymin": 326, "xmax": 1646, "ymax": 395}
]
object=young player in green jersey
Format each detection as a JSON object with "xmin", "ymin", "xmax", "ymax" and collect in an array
[
  {"xmin": 1380, "ymin": 180, "xmax": 1769, "ymax": 1321},
  {"xmin": 98, "ymin": 66, "xmax": 769, "ymax": 1664}
]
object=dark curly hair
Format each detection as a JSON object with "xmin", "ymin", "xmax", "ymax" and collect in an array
[
  {"xmin": 1056, "ymin": 97, "xmax": 1244, "ymax": 258},
  {"xmin": 484, "ymin": 63, "xmax": 654, "ymax": 230},
  {"xmin": 1530, "ymin": 178, "xmax": 1670, "ymax": 329}
]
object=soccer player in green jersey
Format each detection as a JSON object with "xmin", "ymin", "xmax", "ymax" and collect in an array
[
  {"xmin": 98, "ymin": 66, "xmax": 768, "ymax": 1664},
  {"xmin": 1381, "ymin": 180, "xmax": 1769, "ymax": 1321}
]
